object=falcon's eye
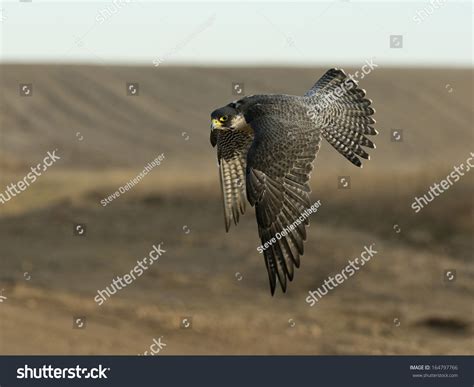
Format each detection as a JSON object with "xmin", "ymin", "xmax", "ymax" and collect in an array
[{"xmin": 219, "ymin": 115, "xmax": 229, "ymax": 122}]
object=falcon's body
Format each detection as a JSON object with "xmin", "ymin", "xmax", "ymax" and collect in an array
[{"xmin": 210, "ymin": 69, "xmax": 377, "ymax": 295}]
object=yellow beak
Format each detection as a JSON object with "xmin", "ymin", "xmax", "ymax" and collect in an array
[{"xmin": 211, "ymin": 118, "xmax": 223, "ymax": 130}]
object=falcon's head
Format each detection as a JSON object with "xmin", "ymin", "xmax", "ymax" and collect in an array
[{"xmin": 210, "ymin": 103, "xmax": 246, "ymax": 131}]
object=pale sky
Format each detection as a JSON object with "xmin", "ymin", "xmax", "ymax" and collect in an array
[{"xmin": 0, "ymin": 1, "xmax": 472, "ymax": 66}]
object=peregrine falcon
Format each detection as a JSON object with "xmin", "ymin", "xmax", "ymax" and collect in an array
[{"xmin": 210, "ymin": 68, "xmax": 377, "ymax": 295}]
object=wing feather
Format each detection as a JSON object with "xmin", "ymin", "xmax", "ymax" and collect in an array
[
  {"xmin": 211, "ymin": 129, "xmax": 253, "ymax": 231},
  {"xmin": 246, "ymin": 116, "xmax": 321, "ymax": 294}
]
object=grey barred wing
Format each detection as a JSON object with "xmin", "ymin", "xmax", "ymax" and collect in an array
[
  {"xmin": 246, "ymin": 116, "xmax": 321, "ymax": 295},
  {"xmin": 211, "ymin": 129, "xmax": 253, "ymax": 232}
]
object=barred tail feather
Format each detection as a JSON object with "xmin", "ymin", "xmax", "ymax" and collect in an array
[{"xmin": 305, "ymin": 68, "xmax": 378, "ymax": 167}]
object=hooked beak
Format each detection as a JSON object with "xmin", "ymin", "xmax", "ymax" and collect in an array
[{"xmin": 211, "ymin": 118, "xmax": 224, "ymax": 130}]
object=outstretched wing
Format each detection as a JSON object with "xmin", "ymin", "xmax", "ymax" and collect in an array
[
  {"xmin": 305, "ymin": 68, "xmax": 377, "ymax": 167},
  {"xmin": 245, "ymin": 113, "xmax": 322, "ymax": 295},
  {"xmin": 211, "ymin": 129, "xmax": 253, "ymax": 231}
]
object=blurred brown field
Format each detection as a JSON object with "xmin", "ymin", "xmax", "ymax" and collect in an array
[{"xmin": 0, "ymin": 65, "xmax": 472, "ymax": 354}]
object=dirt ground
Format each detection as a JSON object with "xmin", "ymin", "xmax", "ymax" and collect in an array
[{"xmin": 0, "ymin": 65, "xmax": 472, "ymax": 354}]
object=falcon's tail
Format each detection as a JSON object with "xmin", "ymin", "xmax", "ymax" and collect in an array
[{"xmin": 304, "ymin": 68, "xmax": 377, "ymax": 167}]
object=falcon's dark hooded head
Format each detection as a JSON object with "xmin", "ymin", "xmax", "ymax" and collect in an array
[
  {"xmin": 210, "ymin": 103, "xmax": 247, "ymax": 131},
  {"xmin": 210, "ymin": 102, "xmax": 249, "ymax": 146}
]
